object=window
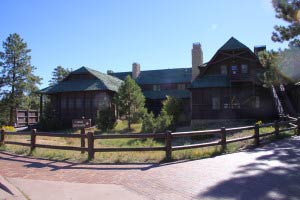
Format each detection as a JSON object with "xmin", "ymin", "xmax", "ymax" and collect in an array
[
  {"xmin": 153, "ymin": 85, "xmax": 161, "ymax": 91},
  {"xmin": 223, "ymin": 96, "xmax": 240, "ymax": 109},
  {"xmin": 177, "ymin": 83, "xmax": 186, "ymax": 90},
  {"xmin": 61, "ymin": 96, "xmax": 66, "ymax": 109},
  {"xmin": 231, "ymin": 65, "xmax": 238, "ymax": 75},
  {"xmin": 241, "ymin": 64, "xmax": 248, "ymax": 74},
  {"xmin": 68, "ymin": 96, "xmax": 74, "ymax": 109},
  {"xmin": 212, "ymin": 97, "xmax": 220, "ymax": 110},
  {"xmin": 221, "ymin": 65, "xmax": 227, "ymax": 75},
  {"xmin": 76, "ymin": 97, "xmax": 82, "ymax": 109},
  {"xmin": 255, "ymin": 96, "xmax": 260, "ymax": 108}
]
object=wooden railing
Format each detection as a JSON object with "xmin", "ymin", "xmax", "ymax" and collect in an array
[{"xmin": 1, "ymin": 117, "xmax": 299, "ymax": 161}]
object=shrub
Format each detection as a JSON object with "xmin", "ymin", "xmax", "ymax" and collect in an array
[
  {"xmin": 96, "ymin": 108, "xmax": 117, "ymax": 132},
  {"xmin": 156, "ymin": 110, "xmax": 173, "ymax": 132},
  {"xmin": 39, "ymin": 116, "xmax": 63, "ymax": 131},
  {"xmin": 141, "ymin": 110, "xmax": 172, "ymax": 133},
  {"xmin": 0, "ymin": 126, "xmax": 16, "ymax": 132},
  {"xmin": 38, "ymin": 102, "xmax": 62, "ymax": 131},
  {"xmin": 161, "ymin": 96, "xmax": 183, "ymax": 125},
  {"xmin": 141, "ymin": 112, "xmax": 156, "ymax": 133}
]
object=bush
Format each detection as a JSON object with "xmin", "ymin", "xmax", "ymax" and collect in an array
[
  {"xmin": 141, "ymin": 112, "xmax": 156, "ymax": 133},
  {"xmin": 38, "ymin": 102, "xmax": 63, "ymax": 131},
  {"xmin": 96, "ymin": 108, "xmax": 117, "ymax": 132},
  {"xmin": 141, "ymin": 110, "xmax": 172, "ymax": 133},
  {"xmin": 0, "ymin": 126, "xmax": 16, "ymax": 132},
  {"xmin": 39, "ymin": 116, "xmax": 63, "ymax": 131},
  {"xmin": 156, "ymin": 110, "xmax": 173, "ymax": 132},
  {"xmin": 161, "ymin": 96, "xmax": 183, "ymax": 125}
]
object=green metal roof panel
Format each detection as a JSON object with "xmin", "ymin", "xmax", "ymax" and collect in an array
[
  {"xmin": 38, "ymin": 66, "xmax": 123, "ymax": 94},
  {"xmin": 191, "ymin": 75, "xmax": 230, "ymax": 88},
  {"xmin": 110, "ymin": 68, "xmax": 192, "ymax": 84},
  {"xmin": 219, "ymin": 37, "xmax": 249, "ymax": 51},
  {"xmin": 143, "ymin": 89, "xmax": 190, "ymax": 99}
]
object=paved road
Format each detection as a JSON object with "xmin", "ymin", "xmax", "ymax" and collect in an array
[{"xmin": 0, "ymin": 136, "xmax": 299, "ymax": 200}]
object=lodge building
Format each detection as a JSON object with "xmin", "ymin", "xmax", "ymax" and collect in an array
[{"xmin": 38, "ymin": 37, "xmax": 299, "ymax": 126}]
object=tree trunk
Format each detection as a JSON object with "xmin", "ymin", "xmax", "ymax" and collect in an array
[
  {"xmin": 9, "ymin": 56, "xmax": 17, "ymax": 125},
  {"xmin": 128, "ymin": 109, "xmax": 131, "ymax": 130}
]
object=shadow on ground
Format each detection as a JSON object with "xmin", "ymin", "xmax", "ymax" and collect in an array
[{"xmin": 199, "ymin": 136, "xmax": 300, "ymax": 200}]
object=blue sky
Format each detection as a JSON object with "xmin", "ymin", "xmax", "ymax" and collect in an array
[{"xmin": 0, "ymin": 0, "xmax": 288, "ymax": 88}]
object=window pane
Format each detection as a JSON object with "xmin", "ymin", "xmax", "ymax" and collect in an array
[
  {"xmin": 255, "ymin": 96, "xmax": 260, "ymax": 108},
  {"xmin": 76, "ymin": 97, "xmax": 82, "ymax": 109},
  {"xmin": 212, "ymin": 97, "xmax": 220, "ymax": 110},
  {"xmin": 231, "ymin": 65, "xmax": 238, "ymax": 75},
  {"xmin": 241, "ymin": 64, "xmax": 248, "ymax": 74},
  {"xmin": 177, "ymin": 83, "xmax": 185, "ymax": 90},
  {"xmin": 221, "ymin": 65, "xmax": 227, "ymax": 75}
]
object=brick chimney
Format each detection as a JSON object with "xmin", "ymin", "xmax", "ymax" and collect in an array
[
  {"xmin": 132, "ymin": 62, "xmax": 141, "ymax": 79},
  {"xmin": 192, "ymin": 43, "xmax": 203, "ymax": 81}
]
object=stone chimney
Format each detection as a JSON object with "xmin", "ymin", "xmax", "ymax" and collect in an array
[
  {"xmin": 192, "ymin": 43, "xmax": 203, "ymax": 81},
  {"xmin": 132, "ymin": 62, "xmax": 141, "ymax": 79}
]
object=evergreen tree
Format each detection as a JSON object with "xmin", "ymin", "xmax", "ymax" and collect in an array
[
  {"xmin": 0, "ymin": 33, "xmax": 41, "ymax": 124},
  {"xmin": 117, "ymin": 75, "xmax": 145, "ymax": 130},
  {"xmin": 49, "ymin": 66, "xmax": 71, "ymax": 85},
  {"xmin": 272, "ymin": 0, "xmax": 300, "ymax": 47},
  {"xmin": 258, "ymin": 50, "xmax": 293, "ymax": 87}
]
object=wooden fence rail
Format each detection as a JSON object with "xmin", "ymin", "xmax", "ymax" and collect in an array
[{"xmin": 1, "ymin": 117, "xmax": 299, "ymax": 161}]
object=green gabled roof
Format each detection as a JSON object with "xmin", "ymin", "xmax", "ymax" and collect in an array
[
  {"xmin": 38, "ymin": 66, "xmax": 123, "ymax": 94},
  {"xmin": 110, "ymin": 68, "xmax": 192, "ymax": 84},
  {"xmin": 191, "ymin": 75, "xmax": 230, "ymax": 88},
  {"xmin": 143, "ymin": 90, "xmax": 190, "ymax": 99},
  {"xmin": 219, "ymin": 37, "xmax": 249, "ymax": 51}
]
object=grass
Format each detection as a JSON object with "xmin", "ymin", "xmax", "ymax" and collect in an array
[{"xmin": 0, "ymin": 121, "xmax": 297, "ymax": 163}]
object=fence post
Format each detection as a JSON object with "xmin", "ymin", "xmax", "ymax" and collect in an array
[
  {"xmin": 165, "ymin": 130, "xmax": 172, "ymax": 161},
  {"xmin": 0, "ymin": 129, "xmax": 5, "ymax": 145},
  {"xmin": 30, "ymin": 129, "xmax": 37, "ymax": 152},
  {"xmin": 297, "ymin": 117, "xmax": 300, "ymax": 136},
  {"xmin": 80, "ymin": 128, "xmax": 85, "ymax": 154},
  {"xmin": 87, "ymin": 132, "xmax": 94, "ymax": 160},
  {"xmin": 220, "ymin": 127, "xmax": 226, "ymax": 152},
  {"xmin": 254, "ymin": 124, "xmax": 260, "ymax": 146},
  {"xmin": 274, "ymin": 120, "xmax": 279, "ymax": 138}
]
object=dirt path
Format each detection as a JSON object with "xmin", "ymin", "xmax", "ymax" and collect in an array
[{"xmin": 1, "ymin": 136, "xmax": 299, "ymax": 200}]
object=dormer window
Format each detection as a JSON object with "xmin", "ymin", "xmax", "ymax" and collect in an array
[
  {"xmin": 241, "ymin": 64, "xmax": 248, "ymax": 74},
  {"xmin": 221, "ymin": 65, "xmax": 227, "ymax": 75},
  {"xmin": 231, "ymin": 65, "xmax": 238, "ymax": 75},
  {"xmin": 153, "ymin": 85, "xmax": 161, "ymax": 91}
]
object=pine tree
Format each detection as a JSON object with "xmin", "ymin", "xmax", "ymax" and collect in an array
[
  {"xmin": 117, "ymin": 75, "xmax": 145, "ymax": 130},
  {"xmin": 49, "ymin": 66, "xmax": 71, "ymax": 85},
  {"xmin": 272, "ymin": 0, "xmax": 300, "ymax": 47},
  {"xmin": 0, "ymin": 33, "xmax": 41, "ymax": 125}
]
